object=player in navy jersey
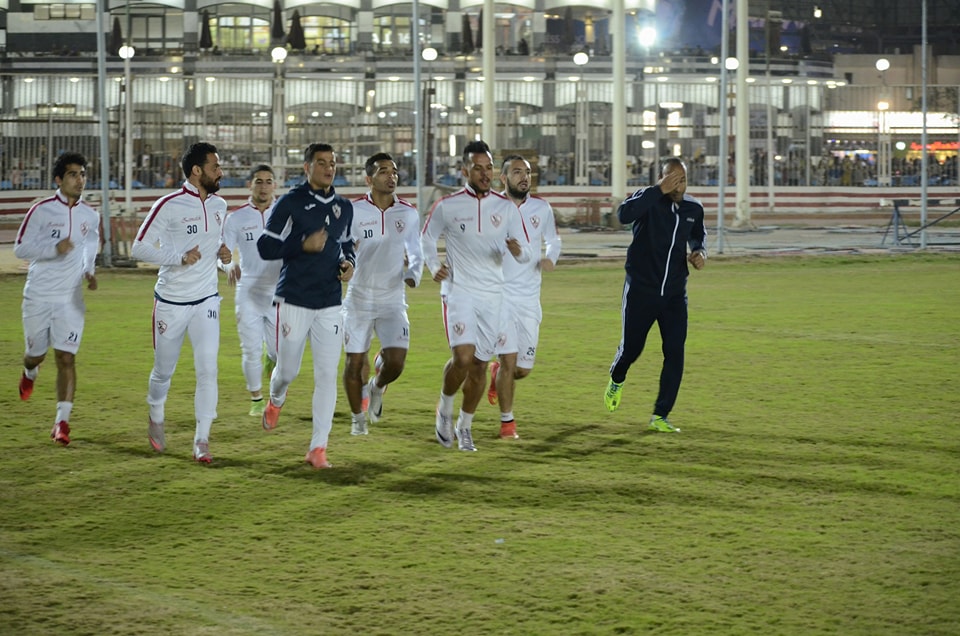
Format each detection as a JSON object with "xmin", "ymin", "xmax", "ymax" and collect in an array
[{"xmin": 257, "ymin": 142, "xmax": 355, "ymax": 469}]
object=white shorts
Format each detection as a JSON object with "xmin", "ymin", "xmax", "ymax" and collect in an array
[
  {"xmin": 22, "ymin": 294, "xmax": 86, "ymax": 356},
  {"xmin": 342, "ymin": 304, "xmax": 411, "ymax": 354},
  {"xmin": 441, "ymin": 290, "xmax": 501, "ymax": 362},
  {"xmin": 497, "ymin": 300, "xmax": 542, "ymax": 369}
]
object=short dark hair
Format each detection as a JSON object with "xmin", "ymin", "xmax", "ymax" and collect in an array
[
  {"xmin": 53, "ymin": 152, "xmax": 86, "ymax": 181},
  {"xmin": 304, "ymin": 142, "xmax": 335, "ymax": 163},
  {"xmin": 365, "ymin": 152, "xmax": 395, "ymax": 176},
  {"xmin": 462, "ymin": 140, "xmax": 491, "ymax": 166},
  {"xmin": 659, "ymin": 157, "xmax": 686, "ymax": 178},
  {"xmin": 500, "ymin": 154, "xmax": 525, "ymax": 173},
  {"xmin": 249, "ymin": 164, "xmax": 274, "ymax": 180},
  {"xmin": 181, "ymin": 142, "xmax": 218, "ymax": 179}
]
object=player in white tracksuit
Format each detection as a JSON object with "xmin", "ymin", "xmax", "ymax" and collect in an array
[
  {"xmin": 421, "ymin": 140, "xmax": 531, "ymax": 452},
  {"xmin": 486, "ymin": 155, "xmax": 562, "ymax": 441},
  {"xmin": 131, "ymin": 142, "xmax": 231, "ymax": 463},
  {"xmin": 218, "ymin": 165, "xmax": 281, "ymax": 417},
  {"xmin": 14, "ymin": 152, "xmax": 99, "ymax": 447},
  {"xmin": 342, "ymin": 152, "xmax": 423, "ymax": 436}
]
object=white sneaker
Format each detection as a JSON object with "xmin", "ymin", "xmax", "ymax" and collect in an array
[
  {"xmin": 367, "ymin": 378, "xmax": 384, "ymax": 423},
  {"xmin": 351, "ymin": 414, "xmax": 368, "ymax": 436},
  {"xmin": 456, "ymin": 421, "xmax": 477, "ymax": 452},
  {"xmin": 435, "ymin": 402, "xmax": 454, "ymax": 448},
  {"xmin": 193, "ymin": 440, "xmax": 212, "ymax": 464},
  {"xmin": 148, "ymin": 418, "xmax": 165, "ymax": 453}
]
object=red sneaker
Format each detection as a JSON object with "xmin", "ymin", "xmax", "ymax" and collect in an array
[
  {"xmin": 193, "ymin": 440, "xmax": 212, "ymax": 463},
  {"xmin": 499, "ymin": 420, "xmax": 519, "ymax": 440},
  {"xmin": 305, "ymin": 447, "xmax": 331, "ymax": 469},
  {"xmin": 262, "ymin": 401, "xmax": 281, "ymax": 431},
  {"xmin": 487, "ymin": 361, "xmax": 499, "ymax": 405},
  {"xmin": 50, "ymin": 420, "xmax": 71, "ymax": 446},
  {"xmin": 19, "ymin": 372, "xmax": 34, "ymax": 401}
]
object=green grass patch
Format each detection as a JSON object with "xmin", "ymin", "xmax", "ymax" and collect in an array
[{"xmin": 1, "ymin": 254, "xmax": 958, "ymax": 635}]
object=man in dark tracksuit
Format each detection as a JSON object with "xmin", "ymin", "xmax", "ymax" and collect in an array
[
  {"xmin": 257, "ymin": 142, "xmax": 355, "ymax": 468},
  {"xmin": 604, "ymin": 158, "xmax": 706, "ymax": 433}
]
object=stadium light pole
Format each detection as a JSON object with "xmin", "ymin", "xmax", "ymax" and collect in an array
[
  {"xmin": 271, "ymin": 46, "xmax": 287, "ymax": 183},
  {"xmin": 94, "ymin": 0, "xmax": 112, "ymax": 267},
  {"xmin": 119, "ymin": 44, "xmax": 135, "ymax": 215}
]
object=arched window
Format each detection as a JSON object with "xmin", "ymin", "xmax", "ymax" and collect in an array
[{"xmin": 207, "ymin": 3, "xmax": 272, "ymax": 53}]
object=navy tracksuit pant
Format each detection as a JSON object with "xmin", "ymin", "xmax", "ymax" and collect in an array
[{"xmin": 609, "ymin": 275, "xmax": 688, "ymax": 418}]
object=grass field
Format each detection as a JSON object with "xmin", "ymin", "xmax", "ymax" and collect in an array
[{"xmin": 1, "ymin": 255, "xmax": 958, "ymax": 635}]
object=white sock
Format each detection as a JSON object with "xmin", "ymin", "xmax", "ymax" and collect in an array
[
  {"xmin": 25, "ymin": 366, "xmax": 39, "ymax": 380},
  {"xmin": 501, "ymin": 411, "xmax": 514, "ymax": 423},
  {"xmin": 56, "ymin": 401, "xmax": 73, "ymax": 423},
  {"xmin": 439, "ymin": 392, "xmax": 454, "ymax": 415},
  {"xmin": 458, "ymin": 410, "xmax": 474, "ymax": 430}
]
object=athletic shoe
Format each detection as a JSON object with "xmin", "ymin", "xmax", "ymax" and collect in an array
[
  {"xmin": 19, "ymin": 372, "xmax": 34, "ymax": 401},
  {"xmin": 604, "ymin": 378, "xmax": 623, "ymax": 412},
  {"xmin": 435, "ymin": 402, "xmax": 454, "ymax": 448},
  {"xmin": 248, "ymin": 399, "xmax": 266, "ymax": 417},
  {"xmin": 351, "ymin": 414, "xmax": 368, "ymax": 436},
  {"xmin": 148, "ymin": 418, "xmax": 166, "ymax": 452},
  {"xmin": 649, "ymin": 415, "xmax": 681, "ymax": 433},
  {"xmin": 361, "ymin": 394, "xmax": 370, "ymax": 414},
  {"xmin": 305, "ymin": 447, "xmax": 331, "ymax": 469},
  {"xmin": 262, "ymin": 401, "xmax": 281, "ymax": 431},
  {"xmin": 193, "ymin": 440, "xmax": 212, "ymax": 463},
  {"xmin": 456, "ymin": 425, "xmax": 477, "ymax": 452},
  {"xmin": 487, "ymin": 361, "xmax": 499, "ymax": 405},
  {"xmin": 50, "ymin": 420, "xmax": 70, "ymax": 446},
  {"xmin": 499, "ymin": 420, "xmax": 520, "ymax": 440},
  {"xmin": 367, "ymin": 378, "xmax": 383, "ymax": 423}
]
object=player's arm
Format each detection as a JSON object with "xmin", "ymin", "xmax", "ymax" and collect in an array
[
  {"xmin": 403, "ymin": 209, "xmax": 425, "ymax": 287},
  {"xmin": 617, "ymin": 187, "xmax": 658, "ymax": 225},
  {"xmin": 505, "ymin": 205, "xmax": 532, "ymax": 264},
  {"xmin": 132, "ymin": 205, "xmax": 184, "ymax": 265},
  {"xmin": 257, "ymin": 197, "xmax": 301, "ymax": 261},
  {"xmin": 13, "ymin": 206, "xmax": 61, "ymax": 261},
  {"xmin": 420, "ymin": 200, "xmax": 445, "ymax": 279},
  {"xmin": 337, "ymin": 204, "xmax": 357, "ymax": 281},
  {"xmin": 541, "ymin": 207, "xmax": 562, "ymax": 271},
  {"xmin": 687, "ymin": 205, "xmax": 708, "ymax": 270}
]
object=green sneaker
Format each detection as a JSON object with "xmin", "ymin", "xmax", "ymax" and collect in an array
[
  {"xmin": 249, "ymin": 399, "xmax": 266, "ymax": 417},
  {"xmin": 649, "ymin": 415, "xmax": 680, "ymax": 433},
  {"xmin": 604, "ymin": 379, "xmax": 623, "ymax": 412}
]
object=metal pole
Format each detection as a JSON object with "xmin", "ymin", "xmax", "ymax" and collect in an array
[
  {"xmin": 920, "ymin": 0, "xmax": 928, "ymax": 248},
  {"xmin": 481, "ymin": 0, "xmax": 495, "ymax": 144},
  {"xmin": 95, "ymin": 0, "xmax": 112, "ymax": 266},
  {"xmin": 765, "ymin": 13, "xmax": 775, "ymax": 213},
  {"xmin": 717, "ymin": 0, "xmax": 730, "ymax": 253},
  {"xmin": 734, "ymin": 0, "xmax": 751, "ymax": 227},
  {"xmin": 611, "ymin": 0, "xmax": 626, "ymax": 200},
  {"xmin": 413, "ymin": 0, "xmax": 426, "ymax": 214},
  {"xmin": 124, "ymin": 2, "xmax": 133, "ymax": 214}
]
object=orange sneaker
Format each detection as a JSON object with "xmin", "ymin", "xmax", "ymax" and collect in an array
[
  {"xmin": 487, "ymin": 361, "xmax": 499, "ymax": 405},
  {"xmin": 50, "ymin": 420, "xmax": 70, "ymax": 446},
  {"xmin": 499, "ymin": 420, "xmax": 519, "ymax": 440},
  {"xmin": 305, "ymin": 447, "xmax": 331, "ymax": 469},
  {"xmin": 19, "ymin": 372, "xmax": 34, "ymax": 401},
  {"xmin": 262, "ymin": 401, "xmax": 281, "ymax": 431}
]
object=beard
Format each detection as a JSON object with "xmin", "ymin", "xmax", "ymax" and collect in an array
[
  {"xmin": 506, "ymin": 183, "xmax": 529, "ymax": 200},
  {"xmin": 200, "ymin": 173, "xmax": 220, "ymax": 194}
]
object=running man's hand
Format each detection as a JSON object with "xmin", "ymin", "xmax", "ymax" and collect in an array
[
  {"xmin": 218, "ymin": 243, "xmax": 232, "ymax": 265},
  {"xmin": 539, "ymin": 258, "xmax": 555, "ymax": 272},
  {"xmin": 182, "ymin": 245, "xmax": 201, "ymax": 265},
  {"xmin": 56, "ymin": 239, "xmax": 75, "ymax": 255},
  {"xmin": 506, "ymin": 237, "xmax": 522, "ymax": 258},
  {"xmin": 433, "ymin": 264, "xmax": 450, "ymax": 282},
  {"xmin": 688, "ymin": 250, "xmax": 706, "ymax": 270},
  {"xmin": 658, "ymin": 170, "xmax": 684, "ymax": 196},
  {"xmin": 339, "ymin": 260, "xmax": 354, "ymax": 282},
  {"xmin": 85, "ymin": 273, "xmax": 98, "ymax": 290},
  {"xmin": 302, "ymin": 228, "xmax": 328, "ymax": 253},
  {"xmin": 227, "ymin": 265, "xmax": 241, "ymax": 285}
]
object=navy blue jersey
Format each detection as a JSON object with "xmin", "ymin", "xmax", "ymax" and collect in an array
[
  {"xmin": 257, "ymin": 181, "xmax": 355, "ymax": 310},
  {"xmin": 618, "ymin": 187, "xmax": 707, "ymax": 297}
]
